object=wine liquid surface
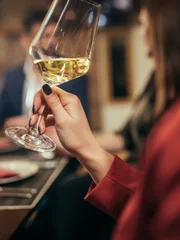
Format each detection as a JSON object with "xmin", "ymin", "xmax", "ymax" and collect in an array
[{"xmin": 35, "ymin": 57, "xmax": 90, "ymax": 85}]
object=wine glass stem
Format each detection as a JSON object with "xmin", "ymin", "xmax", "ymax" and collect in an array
[{"xmin": 36, "ymin": 105, "xmax": 45, "ymax": 131}]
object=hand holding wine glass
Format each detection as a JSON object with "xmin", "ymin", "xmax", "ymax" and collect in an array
[
  {"xmin": 31, "ymin": 86, "xmax": 99, "ymax": 155},
  {"xmin": 32, "ymin": 85, "xmax": 114, "ymax": 183},
  {"xmin": 5, "ymin": 0, "xmax": 101, "ymax": 152}
]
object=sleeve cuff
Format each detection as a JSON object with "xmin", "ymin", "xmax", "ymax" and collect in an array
[{"xmin": 85, "ymin": 155, "xmax": 143, "ymax": 219}]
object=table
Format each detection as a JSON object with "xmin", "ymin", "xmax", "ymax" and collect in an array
[{"xmin": 0, "ymin": 155, "xmax": 69, "ymax": 240}]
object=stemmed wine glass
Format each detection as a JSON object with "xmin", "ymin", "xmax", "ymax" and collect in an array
[{"xmin": 5, "ymin": 0, "xmax": 101, "ymax": 152}]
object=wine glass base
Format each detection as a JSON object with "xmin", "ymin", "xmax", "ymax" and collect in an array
[{"xmin": 5, "ymin": 127, "xmax": 56, "ymax": 153}]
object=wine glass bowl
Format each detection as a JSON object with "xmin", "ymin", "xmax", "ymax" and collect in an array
[
  {"xmin": 5, "ymin": 0, "xmax": 101, "ymax": 152},
  {"xmin": 34, "ymin": 57, "xmax": 91, "ymax": 86},
  {"xmin": 30, "ymin": 0, "xmax": 101, "ymax": 86}
]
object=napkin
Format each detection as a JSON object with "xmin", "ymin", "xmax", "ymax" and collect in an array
[{"xmin": 0, "ymin": 168, "xmax": 19, "ymax": 178}]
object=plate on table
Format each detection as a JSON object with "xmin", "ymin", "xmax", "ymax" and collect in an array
[{"xmin": 0, "ymin": 160, "xmax": 39, "ymax": 184}]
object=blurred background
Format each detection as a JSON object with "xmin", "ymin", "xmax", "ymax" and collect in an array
[{"xmin": 0, "ymin": 0, "xmax": 154, "ymax": 132}]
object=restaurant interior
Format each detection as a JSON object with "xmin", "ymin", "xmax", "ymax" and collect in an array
[
  {"xmin": 0, "ymin": 0, "xmax": 155, "ymax": 239},
  {"xmin": 0, "ymin": 0, "xmax": 154, "ymax": 131}
]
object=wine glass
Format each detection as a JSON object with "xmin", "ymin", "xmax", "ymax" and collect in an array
[{"xmin": 5, "ymin": 0, "xmax": 101, "ymax": 152}]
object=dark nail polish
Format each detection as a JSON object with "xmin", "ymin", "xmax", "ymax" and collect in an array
[
  {"xmin": 38, "ymin": 127, "xmax": 42, "ymax": 135},
  {"xmin": 32, "ymin": 104, "xmax": 35, "ymax": 114},
  {"xmin": 29, "ymin": 118, "xmax": 31, "ymax": 127},
  {"xmin": 42, "ymin": 84, "xmax": 52, "ymax": 95}
]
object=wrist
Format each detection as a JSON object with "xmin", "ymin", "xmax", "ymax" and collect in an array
[{"xmin": 74, "ymin": 140, "xmax": 115, "ymax": 183}]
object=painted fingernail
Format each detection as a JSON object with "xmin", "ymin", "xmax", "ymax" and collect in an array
[
  {"xmin": 38, "ymin": 127, "xmax": 42, "ymax": 135},
  {"xmin": 32, "ymin": 104, "xmax": 35, "ymax": 114},
  {"xmin": 28, "ymin": 118, "xmax": 31, "ymax": 127},
  {"xmin": 42, "ymin": 84, "xmax": 52, "ymax": 95}
]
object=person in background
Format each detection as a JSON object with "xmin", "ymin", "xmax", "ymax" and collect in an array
[
  {"xmin": 0, "ymin": 9, "xmax": 88, "ymax": 151},
  {"xmin": 31, "ymin": 0, "xmax": 180, "ymax": 239},
  {"xmin": 95, "ymin": 0, "xmax": 155, "ymax": 161}
]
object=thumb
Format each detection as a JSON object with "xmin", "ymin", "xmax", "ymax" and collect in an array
[{"xmin": 42, "ymin": 84, "xmax": 67, "ymax": 121}]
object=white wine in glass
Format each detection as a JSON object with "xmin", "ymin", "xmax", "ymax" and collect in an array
[
  {"xmin": 5, "ymin": 0, "xmax": 101, "ymax": 152},
  {"xmin": 34, "ymin": 57, "xmax": 91, "ymax": 85}
]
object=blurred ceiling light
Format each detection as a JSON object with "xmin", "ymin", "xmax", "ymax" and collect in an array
[
  {"xmin": 88, "ymin": 12, "xmax": 94, "ymax": 24},
  {"xmin": 98, "ymin": 14, "xmax": 107, "ymax": 28},
  {"xmin": 113, "ymin": 0, "xmax": 132, "ymax": 11}
]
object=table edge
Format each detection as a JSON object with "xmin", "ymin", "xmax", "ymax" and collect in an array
[{"xmin": 0, "ymin": 157, "xmax": 69, "ymax": 210}]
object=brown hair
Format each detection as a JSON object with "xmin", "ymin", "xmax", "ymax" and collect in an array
[{"xmin": 141, "ymin": 0, "xmax": 180, "ymax": 116}]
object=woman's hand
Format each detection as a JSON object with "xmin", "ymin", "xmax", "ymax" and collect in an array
[
  {"xmin": 43, "ymin": 125, "xmax": 72, "ymax": 157},
  {"xmin": 31, "ymin": 84, "xmax": 114, "ymax": 183},
  {"xmin": 31, "ymin": 84, "xmax": 98, "ymax": 157}
]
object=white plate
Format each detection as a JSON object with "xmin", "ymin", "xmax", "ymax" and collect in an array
[{"xmin": 0, "ymin": 160, "xmax": 39, "ymax": 184}]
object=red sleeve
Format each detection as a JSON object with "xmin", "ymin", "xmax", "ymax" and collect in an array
[
  {"xmin": 141, "ymin": 146, "xmax": 180, "ymax": 240},
  {"xmin": 85, "ymin": 155, "xmax": 144, "ymax": 219},
  {"xmin": 148, "ymin": 180, "xmax": 180, "ymax": 240}
]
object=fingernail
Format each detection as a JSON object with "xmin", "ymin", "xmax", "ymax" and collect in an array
[
  {"xmin": 42, "ymin": 84, "xmax": 52, "ymax": 95},
  {"xmin": 29, "ymin": 118, "xmax": 31, "ymax": 127},
  {"xmin": 38, "ymin": 127, "xmax": 42, "ymax": 135},
  {"xmin": 32, "ymin": 104, "xmax": 35, "ymax": 114}
]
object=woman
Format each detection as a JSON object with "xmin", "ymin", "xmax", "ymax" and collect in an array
[{"xmin": 31, "ymin": 0, "xmax": 180, "ymax": 239}]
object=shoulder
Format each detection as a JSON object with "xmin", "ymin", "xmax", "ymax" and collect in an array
[
  {"xmin": 144, "ymin": 99, "xmax": 180, "ymax": 171},
  {"xmin": 4, "ymin": 65, "xmax": 24, "ymax": 79},
  {"xmin": 3, "ymin": 65, "xmax": 25, "ymax": 87}
]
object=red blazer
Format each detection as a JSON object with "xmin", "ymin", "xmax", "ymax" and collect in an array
[{"xmin": 85, "ymin": 98, "xmax": 180, "ymax": 240}]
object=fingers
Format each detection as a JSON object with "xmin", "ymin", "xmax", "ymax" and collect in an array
[
  {"xmin": 33, "ymin": 85, "xmax": 80, "ymax": 120},
  {"xmin": 45, "ymin": 116, "xmax": 56, "ymax": 128},
  {"xmin": 33, "ymin": 90, "xmax": 45, "ymax": 113},
  {"xmin": 29, "ymin": 113, "xmax": 39, "ymax": 127},
  {"xmin": 53, "ymin": 87, "xmax": 81, "ymax": 108},
  {"xmin": 41, "ymin": 84, "xmax": 68, "ymax": 122},
  {"xmin": 31, "ymin": 84, "xmax": 80, "ymax": 134},
  {"xmin": 30, "ymin": 89, "xmax": 52, "ymax": 132},
  {"xmin": 39, "ymin": 115, "xmax": 55, "ymax": 134}
]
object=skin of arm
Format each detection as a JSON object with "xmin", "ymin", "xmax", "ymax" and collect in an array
[{"xmin": 46, "ymin": 129, "xmax": 125, "ymax": 158}]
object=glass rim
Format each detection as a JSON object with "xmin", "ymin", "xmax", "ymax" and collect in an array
[{"xmin": 81, "ymin": 0, "xmax": 101, "ymax": 8}]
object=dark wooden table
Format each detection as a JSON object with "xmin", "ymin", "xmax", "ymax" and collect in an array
[{"xmin": 0, "ymin": 154, "xmax": 68, "ymax": 240}]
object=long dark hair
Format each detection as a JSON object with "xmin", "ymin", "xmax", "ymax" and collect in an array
[{"xmin": 140, "ymin": 0, "xmax": 180, "ymax": 116}]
